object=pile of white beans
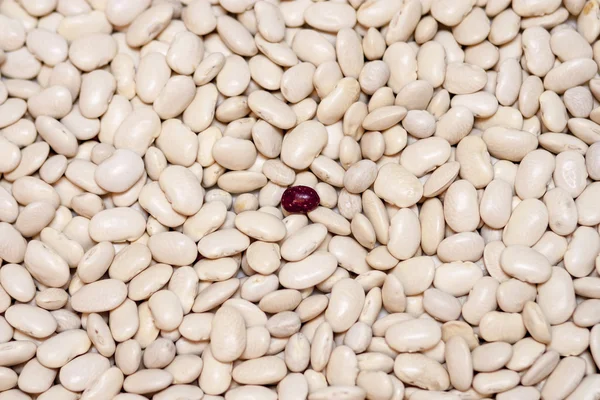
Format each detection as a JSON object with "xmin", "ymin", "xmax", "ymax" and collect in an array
[{"xmin": 4, "ymin": 0, "xmax": 600, "ymax": 398}]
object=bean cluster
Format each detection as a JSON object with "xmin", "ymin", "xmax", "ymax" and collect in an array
[{"xmin": 2, "ymin": 0, "xmax": 600, "ymax": 399}]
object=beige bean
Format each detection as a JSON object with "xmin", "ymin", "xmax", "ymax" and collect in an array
[
  {"xmin": 544, "ymin": 58, "xmax": 598, "ymax": 94},
  {"xmin": 434, "ymin": 106, "xmax": 474, "ymax": 145},
  {"xmin": 502, "ymin": 198, "xmax": 548, "ymax": 247},
  {"xmin": 443, "ymin": 180, "xmax": 480, "ymax": 232},
  {"xmin": 126, "ymin": 4, "xmax": 173, "ymax": 47},
  {"xmin": 0, "ymin": 263, "xmax": 34, "ymax": 303},
  {"xmin": 537, "ymin": 267, "xmax": 576, "ymax": 325},
  {"xmin": 500, "ymin": 245, "xmax": 551, "ymax": 283},
  {"xmin": 323, "ymin": 278, "xmax": 365, "ymax": 333},
  {"xmin": 317, "ymin": 78, "xmax": 361, "ymax": 125},
  {"xmin": 374, "ymin": 163, "xmax": 423, "ymax": 208},
  {"xmin": 71, "ymin": 279, "xmax": 127, "ymax": 313},
  {"xmin": 394, "ymin": 353, "xmax": 449, "ymax": 391},
  {"xmin": 482, "ymin": 127, "xmax": 538, "ymax": 162},
  {"xmin": 565, "ymin": 227, "xmax": 600, "ymax": 278},
  {"xmin": 123, "ymin": 369, "xmax": 173, "ymax": 395},
  {"xmin": 479, "ymin": 312, "xmax": 527, "ymax": 344},
  {"xmin": 550, "ymin": 322, "xmax": 590, "ymax": 356},
  {"xmin": 58, "ymin": 353, "xmax": 110, "ymax": 392}
]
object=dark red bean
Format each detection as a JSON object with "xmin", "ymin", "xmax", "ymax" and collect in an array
[{"xmin": 281, "ymin": 185, "xmax": 320, "ymax": 214}]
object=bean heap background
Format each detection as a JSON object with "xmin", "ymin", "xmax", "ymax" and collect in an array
[{"xmin": 2, "ymin": 0, "xmax": 600, "ymax": 398}]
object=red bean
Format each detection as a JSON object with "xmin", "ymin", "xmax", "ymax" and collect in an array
[{"xmin": 281, "ymin": 186, "xmax": 320, "ymax": 214}]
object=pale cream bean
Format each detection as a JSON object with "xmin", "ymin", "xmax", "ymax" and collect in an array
[
  {"xmin": 110, "ymin": 53, "xmax": 135, "ymax": 99},
  {"xmin": 148, "ymin": 290, "xmax": 183, "ymax": 332},
  {"xmin": 479, "ymin": 311, "xmax": 527, "ymax": 344},
  {"xmin": 181, "ymin": 0, "xmax": 215, "ymax": 36},
  {"xmin": 443, "ymin": 180, "xmax": 480, "ymax": 232},
  {"xmin": 416, "ymin": 42, "xmax": 446, "ymax": 89},
  {"xmin": 123, "ymin": 369, "xmax": 173, "ymax": 395},
  {"xmin": 153, "ymin": 76, "xmax": 195, "ymax": 120},
  {"xmin": 472, "ymin": 370, "xmax": 520, "ymax": 395},
  {"xmin": 550, "ymin": 322, "xmax": 590, "ymax": 356},
  {"xmin": 394, "ymin": 353, "xmax": 449, "ymax": 391},
  {"xmin": 139, "ymin": 181, "xmax": 186, "ymax": 227},
  {"xmin": 0, "ymin": 341, "xmax": 36, "ymax": 367},
  {"xmin": 554, "ymin": 150, "xmax": 588, "ymax": 198},
  {"xmin": 110, "ymin": 300, "xmax": 140, "ymax": 344},
  {"xmin": 147, "ymin": 231, "xmax": 196, "ymax": 266},
  {"xmin": 1, "ymin": 48, "xmax": 42, "ymax": 80},
  {"xmin": 317, "ymin": 78, "xmax": 361, "ymax": 125},
  {"xmin": 86, "ymin": 313, "xmax": 115, "ymax": 358},
  {"xmin": 395, "ymin": 81, "xmax": 434, "ymax": 112},
  {"xmin": 576, "ymin": 182, "xmax": 600, "ymax": 226},
  {"xmin": 14, "ymin": 201, "xmax": 55, "ymax": 238},
  {"xmin": 33, "ymin": 116, "xmax": 78, "ymax": 158},
  {"xmin": 55, "ymin": 10, "xmax": 112, "ymax": 41},
  {"xmin": 471, "ymin": 342, "xmax": 512, "ymax": 373},
  {"xmin": 451, "ymin": 92, "xmax": 499, "ymax": 119},
  {"xmin": 483, "ymin": 127, "xmax": 539, "ymax": 162},
  {"xmin": 77, "ymin": 241, "xmax": 114, "ymax": 284},
  {"xmin": 489, "ymin": 9, "xmax": 521, "ymax": 46},
  {"xmin": 291, "ymin": 29, "xmax": 335, "ymax": 67},
  {"xmin": 502, "ymin": 198, "xmax": 548, "ymax": 246},
  {"xmin": 455, "ymin": 135, "xmax": 493, "ymax": 189},
  {"xmin": 23, "ymin": 239, "xmax": 68, "ymax": 287},
  {"xmin": 564, "ymin": 86, "xmax": 593, "ymax": 118},
  {"xmin": 254, "ymin": 1, "xmax": 285, "ymax": 43},
  {"xmin": 69, "ymin": 33, "xmax": 117, "ymax": 72},
  {"xmin": 89, "ymin": 207, "xmax": 145, "ymax": 243},
  {"xmin": 359, "ymin": 61, "xmax": 390, "ymax": 96},
  {"xmin": 374, "ymin": 163, "xmax": 423, "ymax": 208},
  {"xmin": 540, "ymin": 356, "xmax": 585, "ymax": 400},
  {"xmin": 514, "ymin": 149, "xmax": 555, "ymax": 199},
  {"xmin": 496, "ymin": 58, "xmax": 522, "ymax": 106},
  {"xmin": 538, "ymin": 267, "xmax": 576, "ymax": 325},
  {"xmin": 336, "ymin": 28, "xmax": 364, "ymax": 80},
  {"xmin": 25, "ymin": 328, "xmax": 89, "ymax": 371},
  {"xmin": 5, "ymin": 304, "xmax": 56, "ymax": 339},
  {"xmin": 433, "ymin": 261, "xmax": 483, "ymax": 296},
  {"xmin": 233, "ymin": 356, "xmax": 287, "ymax": 385},
  {"xmin": 423, "ymin": 288, "xmax": 462, "ymax": 322},
  {"xmin": 434, "ymin": 106, "xmax": 474, "ymax": 145},
  {"xmin": 444, "ymin": 63, "xmax": 487, "ymax": 95},
  {"xmin": 129, "ymin": 263, "xmax": 172, "ymax": 301},
  {"xmin": 565, "ymin": 226, "xmax": 600, "ymax": 278},
  {"xmin": 79, "ymin": 70, "xmax": 116, "ymax": 119},
  {"xmin": 217, "ymin": 15, "xmax": 257, "ymax": 57},
  {"xmin": 126, "ymin": 4, "xmax": 173, "ymax": 47},
  {"xmin": 543, "ymin": 188, "xmax": 578, "ymax": 237},
  {"xmin": 500, "ymin": 245, "xmax": 551, "ymax": 284},
  {"xmin": 35, "ymin": 288, "xmax": 68, "ymax": 311},
  {"xmin": 530, "ymin": 230, "xmax": 565, "ymax": 264},
  {"xmin": 539, "ymin": 132, "xmax": 588, "ymax": 155},
  {"xmin": 544, "ymin": 58, "xmax": 598, "ymax": 94},
  {"xmin": 385, "ymin": 318, "xmax": 441, "ymax": 353},
  {"xmin": 328, "ymin": 236, "xmax": 369, "ymax": 275},
  {"xmin": 95, "ymin": 149, "xmax": 144, "ymax": 194},
  {"xmin": 281, "ymin": 121, "xmax": 328, "ymax": 170},
  {"xmin": 0, "ymin": 98, "xmax": 27, "ymax": 129},
  {"xmin": 415, "ymin": 16, "xmax": 438, "ymax": 44},
  {"xmin": 384, "ymin": 42, "xmax": 417, "ymax": 93},
  {"xmin": 551, "ymin": 28, "xmax": 592, "ymax": 61},
  {"xmin": 27, "ymin": 85, "xmax": 72, "ymax": 120},
  {"xmin": 304, "ymin": 2, "xmax": 356, "ymax": 33},
  {"xmin": 254, "ymin": 33, "xmax": 298, "ymax": 68},
  {"xmin": 11, "ymin": 176, "xmax": 59, "ymax": 209},
  {"xmin": 71, "ymin": 279, "xmax": 127, "ymax": 313},
  {"xmin": 497, "ymin": 278, "xmax": 536, "ymax": 313}
]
